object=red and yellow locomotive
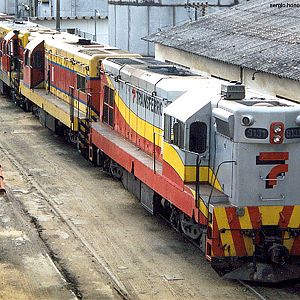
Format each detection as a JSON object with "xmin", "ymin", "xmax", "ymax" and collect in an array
[{"xmin": 1, "ymin": 19, "xmax": 300, "ymax": 282}]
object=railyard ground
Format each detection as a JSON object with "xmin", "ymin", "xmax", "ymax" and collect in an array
[{"xmin": 0, "ymin": 94, "xmax": 299, "ymax": 300}]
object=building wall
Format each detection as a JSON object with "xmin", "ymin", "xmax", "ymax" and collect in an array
[
  {"xmin": 38, "ymin": 0, "xmax": 108, "ymax": 17},
  {"xmin": 155, "ymin": 44, "xmax": 300, "ymax": 102},
  {"xmin": 32, "ymin": 18, "xmax": 108, "ymax": 44},
  {"xmin": 108, "ymin": 0, "xmax": 239, "ymax": 56},
  {"xmin": 0, "ymin": 0, "xmax": 16, "ymax": 15},
  {"xmin": 0, "ymin": 0, "xmax": 108, "ymax": 43}
]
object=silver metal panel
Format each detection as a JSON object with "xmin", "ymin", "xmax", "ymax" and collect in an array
[
  {"xmin": 39, "ymin": 109, "xmax": 46, "ymax": 127},
  {"xmin": 213, "ymin": 133, "xmax": 234, "ymax": 198},
  {"xmin": 232, "ymin": 143, "xmax": 299, "ymax": 207},
  {"xmin": 127, "ymin": 172, "xmax": 141, "ymax": 200},
  {"xmin": 141, "ymin": 182, "xmax": 155, "ymax": 215},
  {"xmin": 45, "ymin": 113, "xmax": 56, "ymax": 132}
]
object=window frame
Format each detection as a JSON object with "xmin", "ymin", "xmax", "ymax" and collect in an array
[
  {"xmin": 189, "ymin": 121, "xmax": 207, "ymax": 154},
  {"xmin": 103, "ymin": 85, "xmax": 115, "ymax": 127},
  {"xmin": 77, "ymin": 74, "xmax": 86, "ymax": 92}
]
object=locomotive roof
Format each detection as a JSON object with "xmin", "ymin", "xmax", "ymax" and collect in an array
[
  {"xmin": 45, "ymin": 35, "xmax": 139, "ymax": 62},
  {"xmin": 0, "ymin": 19, "xmax": 40, "ymax": 31},
  {"xmin": 107, "ymin": 57, "xmax": 195, "ymax": 76},
  {"xmin": 164, "ymin": 78, "xmax": 222, "ymax": 122},
  {"xmin": 164, "ymin": 80, "xmax": 300, "ymax": 122}
]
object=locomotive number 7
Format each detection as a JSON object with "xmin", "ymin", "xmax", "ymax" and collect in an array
[{"xmin": 256, "ymin": 152, "xmax": 289, "ymax": 189}]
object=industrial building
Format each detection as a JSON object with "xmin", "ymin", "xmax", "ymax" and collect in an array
[
  {"xmin": 108, "ymin": 0, "xmax": 241, "ymax": 56},
  {"xmin": 0, "ymin": 0, "xmax": 109, "ymax": 43},
  {"xmin": 145, "ymin": 0, "xmax": 300, "ymax": 101},
  {"xmin": 0, "ymin": 0, "xmax": 243, "ymax": 54}
]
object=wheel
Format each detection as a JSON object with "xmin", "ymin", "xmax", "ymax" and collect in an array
[{"xmin": 180, "ymin": 213, "xmax": 202, "ymax": 240}]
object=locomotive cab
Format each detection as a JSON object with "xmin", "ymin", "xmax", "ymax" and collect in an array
[
  {"xmin": 23, "ymin": 38, "xmax": 45, "ymax": 88},
  {"xmin": 162, "ymin": 79, "xmax": 224, "ymax": 190},
  {"xmin": 0, "ymin": 30, "xmax": 20, "ymax": 77}
]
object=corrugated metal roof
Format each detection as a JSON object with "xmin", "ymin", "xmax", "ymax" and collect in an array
[{"xmin": 144, "ymin": 0, "xmax": 300, "ymax": 81}]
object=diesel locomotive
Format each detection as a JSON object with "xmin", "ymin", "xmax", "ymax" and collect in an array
[{"xmin": 1, "ymin": 18, "xmax": 300, "ymax": 283}]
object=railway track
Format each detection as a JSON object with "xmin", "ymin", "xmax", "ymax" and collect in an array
[
  {"xmin": 0, "ymin": 143, "xmax": 131, "ymax": 300},
  {"xmin": 158, "ymin": 214, "xmax": 271, "ymax": 300},
  {"xmin": 1, "ymin": 138, "xmax": 270, "ymax": 300},
  {"xmin": 0, "ymin": 97, "xmax": 299, "ymax": 300},
  {"xmin": 237, "ymin": 280, "xmax": 267, "ymax": 300}
]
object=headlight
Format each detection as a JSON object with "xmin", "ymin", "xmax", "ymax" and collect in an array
[
  {"xmin": 273, "ymin": 135, "xmax": 282, "ymax": 143},
  {"xmin": 241, "ymin": 115, "xmax": 254, "ymax": 126},
  {"xmin": 273, "ymin": 125, "xmax": 282, "ymax": 134}
]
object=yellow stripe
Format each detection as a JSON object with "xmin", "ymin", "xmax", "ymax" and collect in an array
[
  {"xmin": 199, "ymin": 200, "xmax": 208, "ymax": 218},
  {"xmin": 163, "ymin": 142, "xmax": 185, "ymax": 179},
  {"xmin": 284, "ymin": 206, "xmax": 300, "ymax": 251},
  {"xmin": 214, "ymin": 207, "xmax": 236, "ymax": 256},
  {"xmin": 287, "ymin": 206, "xmax": 300, "ymax": 228},
  {"xmin": 50, "ymin": 86, "xmax": 88, "ymax": 115},
  {"xmin": 20, "ymin": 82, "xmax": 78, "ymax": 129},
  {"xmin": 238, "ymin": 208, "xmax": 253, "ymax": 256},
  {"xmin": 208, "ymin": 169, "xmax": 222, "ymax": 191},
  {"xmin": 259, "ymin": 206, "xmax": 282, "ymax": 226},
  {"xmin": 115, "ymin": 90, "xmax": 163, "ymax": 146}
]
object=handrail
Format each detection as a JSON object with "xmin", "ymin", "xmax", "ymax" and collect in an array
[
  {"xmin": 175, "ymin": 147, "xmax": 204, "ymax": 208},
  {"xmin": 207, "ymin": 160, "xmax": 237, "ymax": 211}
]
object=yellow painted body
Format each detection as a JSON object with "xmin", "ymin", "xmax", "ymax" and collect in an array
[
  {"xmin": 20, "ymin": 82, "xmax": 79, "ymax": 130},
  {"xmin": 212, "ymin": 205, "xmax": 300, "ymax": 257},
  {"xmin": 113, "ymin": 83, "xmax": 163, "ymax": 147}
]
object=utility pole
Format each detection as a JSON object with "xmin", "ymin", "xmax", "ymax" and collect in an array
[
  {"xmin": 33, "ymin": 0, "xmax": 38, "ymax": 17},
  {"xmin": 94, "ymin": 9, "xmax": 100, "ymax": 42},
  {"xmin": 56, "ymin": 0, "xmax": 60, "ymax": 32},
  {"xmin": 15, "ymin": 0, "xmax": 18, "ymax": 18}
]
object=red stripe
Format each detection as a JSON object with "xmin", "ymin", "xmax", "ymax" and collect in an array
[
  {"xmin": 225, "ymin": 207, "xmax": 247, "ymax": 256},
  {"xmin": 259, "ymin": 152, "xmax": 289, "ymax": 160},
  {"xmin": 248, "ymin": 207, "xmax": 261, "ymax": 229},
  {"xmin": 212, "ymin": 211, "xmax": 225, "ymax": 257},
  {"xmin": 278, "ymin": 206, "xmax": 294, "ymax": 227},
  {"xmin": 291, "ymin": 237, "xmax": 300, "ymax": 255}
]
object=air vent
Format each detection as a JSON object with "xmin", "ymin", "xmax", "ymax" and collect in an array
[
  {"xmin": 221, "ymin": 83, "xmax": 245, "ymax": 100},
  {"xmin": 13, "ymin": 19, "xmax": 24, "ymax": 24},
  {"xmin": 77, "ymin": 38, "xmax": 91, "ymax": 45}
]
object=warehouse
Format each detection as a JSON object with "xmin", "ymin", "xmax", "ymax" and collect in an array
[{"xmin": 145, "ymin": 0, "xmax": 300, "ymax": 101}]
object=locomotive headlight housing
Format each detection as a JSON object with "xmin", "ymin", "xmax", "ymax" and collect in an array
[
  {"xmin": 241, "ymin": 115, "xmax": 254, "ymax": 126},
  {"xmin": 270, "ymin": 122, "xmax": 284, "ymax": 144}
]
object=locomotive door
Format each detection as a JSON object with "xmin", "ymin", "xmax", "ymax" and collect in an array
[
  {"xmin": 214, "ymin": 133, "xmax": 234, "ymax": 197},
  {"xmin": 102, "ymin": 84, "xmax": 115, "ymax": 128},
  {"xmin": 24, "ymin": 40, "xmax": 45, "ymax": 88}
]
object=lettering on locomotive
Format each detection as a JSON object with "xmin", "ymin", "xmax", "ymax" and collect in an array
[{"xmin": 132, "ymin": 88, "xmax": 163, "ymax": 116}]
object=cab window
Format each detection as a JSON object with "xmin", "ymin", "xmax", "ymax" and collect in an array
[{"xmin": 189, "ymin": 121, "xmax": 207, "ymax": 154}]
